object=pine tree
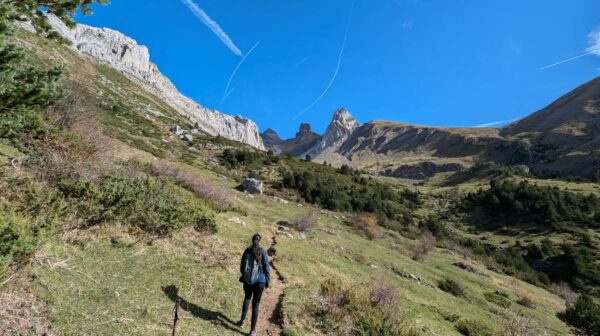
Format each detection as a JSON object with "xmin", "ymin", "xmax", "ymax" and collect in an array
[{"xmin": 0, "ymin": 1, "xmax": 107, "ymax": 137}]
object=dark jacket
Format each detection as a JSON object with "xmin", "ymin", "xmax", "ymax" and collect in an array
[{"xmin": 239, "ymin": 246, "xmax": 270, "ymax": 287}]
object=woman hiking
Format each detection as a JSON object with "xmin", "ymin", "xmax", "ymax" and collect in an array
[{"xmin": 237, "ymin": 233, "xmax": 270, "ymax": 336}]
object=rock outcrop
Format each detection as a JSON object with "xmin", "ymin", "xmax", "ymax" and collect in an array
[
  {"xmin": 260, "ymin": 128, "xmax": 284, "ymax": 154},
  {"xmin": 273, "ymin": 124, "xmax": 321, "ymax": 157},
  {"xmin": 47, "ymin": 15, "xmax": 265, "ymax": 150},
  {"xmin": 304, "ymin": 108, "xmax": 360, "ymax": 158}
]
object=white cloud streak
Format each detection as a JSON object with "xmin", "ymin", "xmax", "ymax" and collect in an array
[
  {"xmin": 473, "ymin": 118, "xmax": 520, "ymax": 128},
  {"xmin": 180, "ymin": 0, "xmax": 243, "ymax": 57},
  {"xmin": 292, "ymin": 0, "xmax": 356, "ymax": 120},
  {"xmin": 220, "ymin": 41, "xmax": 261, "ymax": 106},
  {"xmin": 540, "ymin": 26, "xmax": 600, "ymax": 70},
  {"xmin": 540, "ymin": 51, "xmax": 595, "ymax": 70}
]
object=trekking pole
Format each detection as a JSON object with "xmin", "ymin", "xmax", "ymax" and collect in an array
[{"xmin": 172, "ymin": 298, "xmax": 181, "ymax": 336}]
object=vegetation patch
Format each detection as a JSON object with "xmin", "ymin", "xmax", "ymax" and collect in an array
[
  {"xmin": 313, "ymin": 279, "xmax": 419, "ymax": 336},
  {"xmin": 438, "ymin": 278, "xmax": 465, "ymax": 297},
  {"xmin": 483, "ymin": 291, "xmax": 511, "ymax": 308}
]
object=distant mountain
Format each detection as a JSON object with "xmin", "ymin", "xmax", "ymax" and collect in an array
[
  {"xmin": 272, "ymin": 78, "xmax": 600, "ymax": 179},
  {"xmin": 260, "ymin": 128, "xmax": 284, "ymax": 153},
  {"xmin": 262, "ymin": 123, "xmax": 321, "ymax": 157},
  {"xmin": 304, "ymin": 108, "xmax": 360, "ymax": 160},
  {"xmin": 46, "ymin": 15, "xmax": 265, "ymax": 149}
]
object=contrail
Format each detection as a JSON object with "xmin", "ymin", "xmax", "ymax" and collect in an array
[
  {"xmin": 292, "ymin": 0, "xmax": 356, "ymax": 120},
  {"xmin": 540, "ymin": 51, "xmax": 594, "ymax": 70},
  {"xmin": 473, "ymin": 118, "xmax": 520, "ymax": 128},
  {"xmin": 220, "ymin": 41, "xmax": 261, "ymax": 106},
  {"xmin": 222, "ymin": 87, "xmax": 236, "ymax": 102},
  {"xmin": 180, "ymin": 0, "xmax": 243, "ymax": 56},
  {"xmin": 293, "ymin": 56, "xmax": 312, "ymax": 68}
]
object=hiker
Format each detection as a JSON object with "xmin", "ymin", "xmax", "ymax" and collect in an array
[{"xmin": 237, "ymin": 233, "xmax": 270, "ymax": 336}]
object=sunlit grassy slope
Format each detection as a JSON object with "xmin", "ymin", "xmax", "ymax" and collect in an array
[{"xmin": 1, "ymin": 29, "xmax": 587, "ymax": 336}]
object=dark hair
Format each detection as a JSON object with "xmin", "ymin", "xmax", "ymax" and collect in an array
[{"xmin": 252, "ymin": 233, "xmax": 262, "ymax": 262}]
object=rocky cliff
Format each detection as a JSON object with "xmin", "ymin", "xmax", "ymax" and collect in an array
[
  {"xmin": 304, "ymin": 108, "xmax": 360, "ymax": 158},
  {"xmin": 47, "ymin": 15, "xmax": 265, "ymax": 150}
]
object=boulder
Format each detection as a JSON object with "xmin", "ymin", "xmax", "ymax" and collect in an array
[
  {"xmin": 242, "ymin": 178, "xmax": 263, "ymax": 195},
  {"xmin": 182, "ymin": 134, "xmax": 194, "ymax": 142},
  {"xmin": 228, "ymin": 217, "xmax": 246, "ymax": 227},
  {"xmin": 513, "ymin": 164, "xmax": 530, "ymax": 175},
  {"xmin": 170, "ymin": 125, "xmax": 184, "ymax": 135}
]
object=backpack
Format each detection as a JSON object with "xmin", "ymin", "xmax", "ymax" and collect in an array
[{"xmin": 242, "ymin": 249, "xmax": 263, "ymax": 284}]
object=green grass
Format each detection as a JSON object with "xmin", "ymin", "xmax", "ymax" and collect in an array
[{"xmin": 1, "ymin": 25, "xmax": 577, "ymax": 336}]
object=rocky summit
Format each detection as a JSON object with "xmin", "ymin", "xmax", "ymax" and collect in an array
[{"xmin": 46, "ymin": 15, "xmax": 265, "ymax": 150}]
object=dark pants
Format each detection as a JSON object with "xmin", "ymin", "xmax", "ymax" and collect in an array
[{"xmin": 241, "ymin": 283, "xmax": 264, "ymax": 330}]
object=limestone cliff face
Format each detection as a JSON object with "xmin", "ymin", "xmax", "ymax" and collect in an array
[
  {"xmin": 47, "ymin": 15, "xmax": 265, "ymax": 150},
  {"xmin": 305, "ymin": 108, "xmax": 360, "ymax": 158}
]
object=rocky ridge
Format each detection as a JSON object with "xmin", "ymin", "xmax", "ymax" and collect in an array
[
  {"xmin": 303, "ymin": 108, "xmax": 360, "ymax": 158},
  {"xmin": 47, "ymin": 15, "xmax": 265, "ymax": 150}
]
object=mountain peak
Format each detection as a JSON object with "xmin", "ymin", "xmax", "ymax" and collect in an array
[
  {"xmin": 303, "ymin": 108, "xmax": 361, "ymax": 158},
  {"xmin": 330, "ymin": 108, "xmax": 360, "ymax": 131}
]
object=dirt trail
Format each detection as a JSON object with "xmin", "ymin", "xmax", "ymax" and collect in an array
[{"xmin": 256, "ymin": 234, "xmax": 286, "ymax": 336}]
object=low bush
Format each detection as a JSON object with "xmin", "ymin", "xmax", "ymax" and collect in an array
[
  {"xmin": 149, "ymin": 159, "xmax": 233, "ymax": 211},
  {"xmin": 58, "ymin": 174, "xmax": 216, "ymax": 234},
  {"xmin": 349, "ymin": 214, "xmax": 382, "ymax": 240},
  {"xmin": 497, "ymin": 311, "xmax": 545, "ymax": 336},
  {"xmin": 279, "ymin": 165, "xmax": 419, "ymax": 221},
  {"xmin": 315, "ymin": 279, "xmax": 418, "ymax": 336},
  {"xmin": 562, "ymin": 294, "xmax": 600, "ymax": 336},
  {"xmin": 410, "ymin": 232, "xmax": 436, "ymax": 262},
  {"xmin": 455, "ymin": 319, "xmax": 494, "ymax": 336},
  {"xmin": 484, "ymin": 291, "xmax": 511, "ymax": 308},
  {"xmin": 438, "ymin": 278, "xmax": 465, "ymax": 297},
  {"xmin": 516, "ymin": 295, "xmax": 536, "ymax": 309}
]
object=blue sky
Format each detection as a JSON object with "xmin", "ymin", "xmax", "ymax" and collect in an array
[{"xmin": 78, "ymin": 0, "xmax": 600, "ymax": 139}]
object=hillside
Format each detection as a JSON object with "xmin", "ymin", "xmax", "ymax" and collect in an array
[
  {"xmin": 2, "ymin": 8, "xmax": 600, "ymax": 336},
  {"xmin": 279, "ymin": 77, "xmax": 600, "ymax": 180}
]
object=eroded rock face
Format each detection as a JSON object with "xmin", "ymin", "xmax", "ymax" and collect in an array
[
  {"xmin": 305, "ymin": 108, "xmax": 360, "ymax": 157},
  {"xmin": 47, "ymin": 15, "xmax": 265, "ymax": 150}
]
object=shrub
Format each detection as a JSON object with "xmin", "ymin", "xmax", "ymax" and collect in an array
[
  {"xmin": 279, "ymin": 166, "xmax": 419, "ymax": 220},
  {"xmin": 289, "ymin": 213, "xmax": 317, "ymax": 232},
  {"xmin": 497, "ymin": 311, "xmax": 545, "ymax": 336},
  {"xmin": 455, "ymin": 319, "xmax": 494, "ymax": 336},
  {"xmin": 410, "ymin": 232, "xmax": 435, "ymax": 262},
  {"xmin": 315, "ymin": 279, "xmax": 418, "ymax": 336},
  {"xmin": 349, "ymin": 214, "xmax": 382, "ymax": 240},
  {"xmin": 149, "ymin": 159, "xmax": 233, "ymax": 211},
  {"xmin": 484, "ymin": 291, "xmax": 511, "ymax": 308},
  {"xmin": 516, "ymin": 295, "xmax": 536, "ymax": 309},
  {"xmin": 438, "ymin": 278, "xmax": 465, "ymax": 297},
  {"xmin": 562, "ymin": 294, "xmax": 600, "ymax": 336},
  {"xmin": 58, "ymin": 174, "xmax": 216, "ymax": 234},
  {"xmin": 552, "ymin": 282, "xmax": 578, "ymax": 307},
  {"xmin": 466, "ymin": 179, "xmax": 600, "ymax": 230}
]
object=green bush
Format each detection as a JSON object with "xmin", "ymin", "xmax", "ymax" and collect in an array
[
  {"xmin": 455, "ymin": 319, "xmax": 494, "ymax": 336},
  {"xmin": 58, "ymin": 174, "xmax": 216, "ymax": 234},
  {"xmin": 438, "ymin": 278, "xmax": 465, "ymax": 297},
  {"xmin": 279, "ymin": 165, "xmax": 419, "ymax": 220},
  {"xmin": 467, "ymin": 179, "xmax": 600, "ymax": 230},
  {"xmin": 484, "ymin": 291, "xmax": 511, "ymax": 308},
  {"xmin": 562, "ymin": 294, "xmax": 600, "ymax": 336},
  {"xmin": 314, "ymin": 279, "xmax": 419, "ymax": 336}
]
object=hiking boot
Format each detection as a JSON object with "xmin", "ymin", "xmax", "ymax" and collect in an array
[
  {"xmin": 249, "ymin": 330, "xmax": 257, "ymax": 336},
  {"xmin": 236, "ymin": 319, "xmax": 245, "ymax": 327}
]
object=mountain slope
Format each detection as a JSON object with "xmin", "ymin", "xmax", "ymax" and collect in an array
[
  {"xmin": 46, "ymin": 15, "xmax": 265, "ymax": 150},
  {"xmin": 304, "ymin": 108, "xmax": 360, "ymax": 161},
  {"xmin": 264, "ymin": 123, "xmax": 321, "ymax": 157},
  {"xmin": 278, "ymin": 77, "xmax": 600, "ymax": 179},
  {"xmin": 1, "ymin": 22, "xmax": 588, "ymax": 336}
]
